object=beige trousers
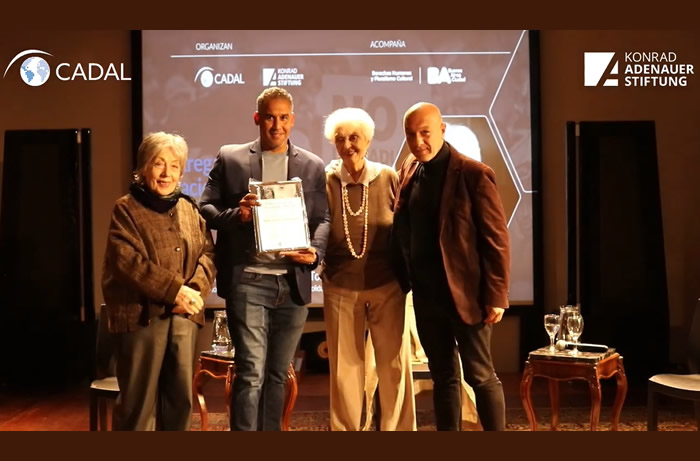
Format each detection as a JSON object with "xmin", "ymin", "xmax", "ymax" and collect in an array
[{"xmin": 322, "ymin": 278, "xmax": 416, "ymax": 431}]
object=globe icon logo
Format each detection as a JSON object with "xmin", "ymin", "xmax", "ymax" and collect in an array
[
  {"xmin": 200, "ymin": 70, "xmax": 214, "ymax": 88},
  {"xmin": 20, "ymin": 56, "xmax": 51, "ymax": 87}
]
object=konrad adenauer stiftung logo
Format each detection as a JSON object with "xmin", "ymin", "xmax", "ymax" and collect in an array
[
  {"xmin": 4, "ymin": 48, "xmax": 131, "ymax": 87},
  {"xmin": 262, "ymin": 67, "xmax": 304, "ymax": 87},
  {"xmin": 584, "ymin": 51, "xmax": 694, "ymax": 87}
]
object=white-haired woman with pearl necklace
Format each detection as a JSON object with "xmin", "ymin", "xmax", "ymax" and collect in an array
[{"xmin": 319, "ymin": 108, "xmax": 416, "ymax": 431}]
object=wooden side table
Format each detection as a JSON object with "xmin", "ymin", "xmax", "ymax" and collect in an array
[
  {"xmin": 193, "ymin": 350, "xmax": 298, "ymax": 431},
  {"xmin": 519, "ymin": 347, "xmax": 627, "ymax": 431}
]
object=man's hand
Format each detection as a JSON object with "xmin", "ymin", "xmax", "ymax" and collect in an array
[
  {"xmin": 484, "ymin": 306, "xmax": 505, "ymax": 324},
  {"xmin": 238, "ymin": 192, "xmax": 261, "ymax": 223},
  {"xmin": 280, "ymin": 247, "xmax": 317, "ymax": 265},
  {"xmin": 173, "ymin": 285, "xmax": 204, "ymax": 315}
]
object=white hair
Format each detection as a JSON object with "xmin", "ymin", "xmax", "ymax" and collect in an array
[
  {"xmin": 323, "ymin": 107, "xmax": 375, "ymax": 142},
  {"xmin": 134, "ymin": 131, "xmax": 188, "ymax": 183}
]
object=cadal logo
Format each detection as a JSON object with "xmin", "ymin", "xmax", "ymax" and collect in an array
[
  {"xmin": 195, "ymin": 66, "xmax": 245, "ymax": 88},
  {"xmin": 584, "ymin": 52, "xmax": 619, "ymax": 86},
  {"xmin": 4, "ymin": 49, "xmax": 52, "ymax": 86},
  {"xmin": 4, "ymin": 49, "xmax": 131, "ymax": 87}
]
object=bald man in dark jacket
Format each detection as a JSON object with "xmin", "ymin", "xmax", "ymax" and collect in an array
[{"xmin": 392, "ymin": 102, "xmax": 510, "ymax": 431}]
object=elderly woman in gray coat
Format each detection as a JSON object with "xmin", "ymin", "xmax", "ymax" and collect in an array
[{"xmin": 102, "ymin": 132, "xmax": 216, "ymax": 430}]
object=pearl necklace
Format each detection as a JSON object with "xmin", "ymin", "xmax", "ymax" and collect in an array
[{"xmin": 341, "ymin": 183, "xmax": 369, "ymax": 259}]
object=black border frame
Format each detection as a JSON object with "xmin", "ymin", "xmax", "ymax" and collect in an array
[{"xmin": 130, "ymin": 30, "xmax": 143, "ymax": 170}]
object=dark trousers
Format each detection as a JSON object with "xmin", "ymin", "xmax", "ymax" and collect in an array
[
  {"xmin": 113, "ymin": 315, "xmax": 198, "ymax": 431},
  {"xmin": 412, "ymin": 288, "xmax": 506, "ymax": 431}
]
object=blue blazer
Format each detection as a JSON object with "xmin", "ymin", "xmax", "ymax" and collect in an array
[{"xmin": 199, "ymin": 138, "xmax": 330, "ymax": 305}]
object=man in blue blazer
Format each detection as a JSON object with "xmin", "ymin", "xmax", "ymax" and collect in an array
[{"xmin": 200, "ymin": 87, "xmax": 329, "ymax": 431}]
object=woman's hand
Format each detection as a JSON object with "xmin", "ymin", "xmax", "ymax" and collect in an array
[
  {"xmin": 238, "ymin": 193, "xmax": 260, "ymax": 222},
  {"xmin": 173, "ymin": 285, "xmax": 204, "ymax": 315}
]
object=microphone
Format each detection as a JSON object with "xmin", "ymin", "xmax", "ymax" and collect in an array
[{"xmin": 555, "ymin": 340, "xmax": 608, "ymax": 353}]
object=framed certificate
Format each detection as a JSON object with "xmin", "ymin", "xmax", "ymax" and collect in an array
[{"xmin": 249, "ymin": 178, "xmax": 311, "ymax": 253}]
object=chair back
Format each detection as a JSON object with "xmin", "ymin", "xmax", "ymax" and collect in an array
[
  {"xmin": 688, "ymin": 298, "xmax": 700, "ymax": 374},
  {"xmin": 96, "ymin": 304, "xmax": 117, "ymax": 378}
]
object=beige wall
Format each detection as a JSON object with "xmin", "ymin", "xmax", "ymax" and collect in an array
[
  {"xmin": 0, "ymin": 30, "xmax": 132, "ymax": 313},
  {"xmin": 1, "ymin": 30, "xmax": 698, "ymax": 366}
]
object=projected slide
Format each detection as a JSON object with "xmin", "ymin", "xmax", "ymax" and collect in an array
[{"xmin": 141, "ymin": 30, "xmax": 535, "ymax": 306}]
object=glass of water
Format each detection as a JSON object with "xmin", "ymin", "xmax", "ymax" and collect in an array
[
  {"xmin": 544, "ymin": 314, "xmax": 560, "ymax": 352},
  {"xmin": 211, "ymin": 310, "xmax": 232, "ymax": 353},
  {"xmin": 566, "ymin": 313, "xmax": 584, "ymax": 356}
]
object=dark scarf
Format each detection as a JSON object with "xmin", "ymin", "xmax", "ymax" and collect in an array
[{"xmin": 129, "ymin": 182, "xmax": 182, "ymax": 213}]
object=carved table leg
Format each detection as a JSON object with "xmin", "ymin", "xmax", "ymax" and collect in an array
[
  {"xmin": 519, "ymin": 361, "xmax": 537, "ymax": 431},
  {"xmin": 225, "ymin": 364, "xmax": 234, "ymax": 422},
  {"xmin": 193, "ymin": 360, "xmax": 211, "ymax": 431},
  {"xmin": 548, "ymin": 379, "xmax": 560, "ymax": 430},
  {"xmin": 587, "ymin": 371, "xmax": 602, "ymax": 431},
  {"xmin": 611, "ymin": 358, "xmax": 627, "ymax": 431},
  {"xmin": 282, "ymin": 364, "xmax": 298, "ymax": 431}
]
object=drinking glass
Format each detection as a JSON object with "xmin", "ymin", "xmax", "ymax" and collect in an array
[
  {"xmin": 566, "ymin": 313, "xmax": 584, "ymax": 356},
  {"xmin": 544, "ymin": 314, "xmax": 560, "ymax": 352},
  {"xmin": 211, "ymin": 310, "xmax": 233, "ymax": 353}
]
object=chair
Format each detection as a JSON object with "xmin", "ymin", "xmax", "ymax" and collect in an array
[
  {"xmin": 647, "ymin": 298, "xmax": 700, "ymax": 430},
  {"xmin": 89, "ymin": 376, "xmax": 119, "ymax": 430},
  {"xmin": 89, "ymin": 305, "xmax": 119, "ymax": 431}
]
